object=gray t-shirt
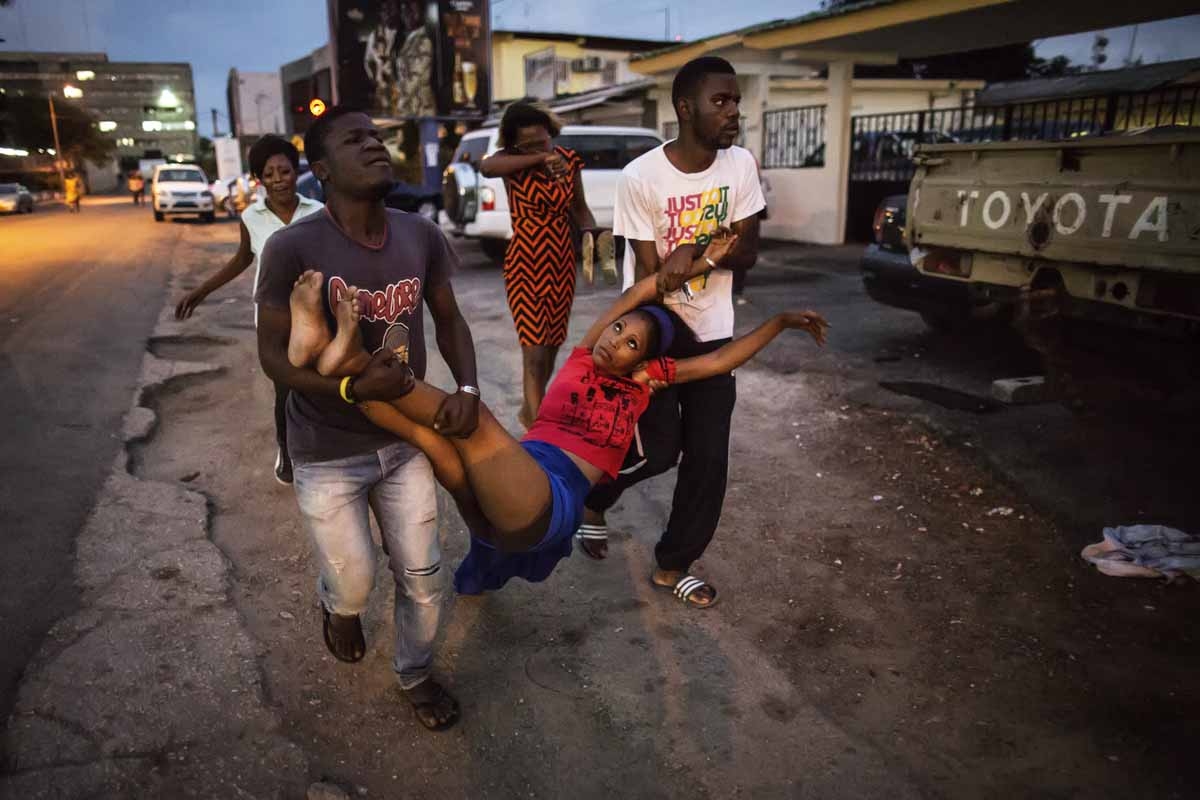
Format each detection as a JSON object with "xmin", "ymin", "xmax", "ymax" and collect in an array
[{"xmin": 255, "ymin": 208, "xmax": 456, "ymax": 464}]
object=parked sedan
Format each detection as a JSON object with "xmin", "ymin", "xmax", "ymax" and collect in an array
[
  {"xmin": 859, "ymin": 194, "xmax": 973, "ymax": 331},
  {"xmin": 296, "ymin": 172, "xmax": 441, "ymax": 220},
  {"xmin": 0, "ymin": 183, "xmax": 34, "ymax": 214}
]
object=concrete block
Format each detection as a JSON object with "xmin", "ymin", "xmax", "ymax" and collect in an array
[{"xmin": 992, "ymin": 376, "xmax": 1048, "ymax": 405}]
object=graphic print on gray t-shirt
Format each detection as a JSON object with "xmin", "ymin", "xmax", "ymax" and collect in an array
[{"xmin": 255, "ymin": 208, "xmax": 457, "ymax": 464}]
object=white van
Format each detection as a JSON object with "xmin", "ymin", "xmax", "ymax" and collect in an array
[
  {"xmin": 442, "ymin": 125, "xmax": 663, "ymax": 262},
  {"xmin": 151, "ymin": 164, "xmax": 215, "ymax": 223}
]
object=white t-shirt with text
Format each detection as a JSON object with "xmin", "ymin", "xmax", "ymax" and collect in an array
[{"xmin": 613, "ymin": 143, "xmax": 765, "ymax": 342}]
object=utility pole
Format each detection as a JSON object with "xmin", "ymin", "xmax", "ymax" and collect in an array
[
  {"xmin": 1125, "ymin": 25, "xmax": 1140, "ymax": 67},
  {"xmin": 48, "ymin": 94, "xmax": 66, "ymax": 188},
  {"xmin": 662, "ymin": 5, "xmax": 670, "ymax": 40},
  {"xmin": 212, "ymin": 108, "xmax": 220, "ymax": 138}
]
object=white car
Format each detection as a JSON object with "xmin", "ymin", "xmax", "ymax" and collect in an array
[
  {"xmin": 442, "ymin": 125, "xmax": 663, "ymax": 262},
  {"xmin": 152, "ymin": 164, "xmax": 215, "ymax": 223}
]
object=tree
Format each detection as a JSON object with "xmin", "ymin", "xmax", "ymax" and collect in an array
[
  {"xmin": 1026, "ymin": 51, "xmax": 1084, "ymax": 78},
  {"xmin": 0, "ymin": 94, "xmax": 116, "ymax": 168}
]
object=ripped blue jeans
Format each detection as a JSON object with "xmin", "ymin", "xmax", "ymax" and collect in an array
[{"xmin": 293, "ymin": 442, "xmax": 443, "ymax": 689}]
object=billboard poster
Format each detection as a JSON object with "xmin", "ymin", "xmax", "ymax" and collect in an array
[
  {"xmin": 329, "ymin": 0, "xmax": 490, "ymax": 120},
  {"xmin": 523, "ymin": 47, "xmax": 556, "ymax": 101},
  {"xmin": 436, "ymin": 0, "xmax": 490, "ymax": 117},
  {"xmin": 213, "ymin": 137, "xmax": 243, "ymax": 183}
]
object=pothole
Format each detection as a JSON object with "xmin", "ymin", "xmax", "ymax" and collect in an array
[
  {"xmin": 147, "ymin": 335, "xmax": 234, "ymax": 362},
  {"xmin": 878, "ymin": 380, "xmax": 1004, "ymax": 413}
]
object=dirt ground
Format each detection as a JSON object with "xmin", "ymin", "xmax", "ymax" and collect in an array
[{"xmin": 126, "ymin": 226, "xmax": 1199, "ymax": 799}]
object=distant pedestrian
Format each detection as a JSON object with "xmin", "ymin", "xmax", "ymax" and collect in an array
[
  {"xmin": 480, "ymin": 101, "xmax": 606, "ymax": 429},
  {"xmin": 128, "ymin": 170, "xmax": 145, "ymax": 206},
  {"xmin": 577, "ymin": 56, "xmax": 766, "ymax": 609},
  {"xmin": 63, "ymin": 172, "xmax": 83, "ymax": 213},
  {"xmin": 174, "ymin": 135, "xmax": 322, "ymax": 485}
]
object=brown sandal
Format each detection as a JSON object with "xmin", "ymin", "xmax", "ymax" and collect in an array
[
  {"xmin": 322, "ymin": 607, "xmax": 366, "ymax": 663},
  {"xmin": 403, "ymin": 678, "xmax": 461, "ymax": 732}
]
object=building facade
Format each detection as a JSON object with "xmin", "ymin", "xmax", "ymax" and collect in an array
[
  {"xmin": 226, "ymin": 69, "xmax": 286, "ymax": 137},
  {"xmin": 0, "ymin": 52, "xmax": 197, "ymax": 191},
  {"xmin": 280, "ymin": 45, "xmax": 334, "ymax": 137},
  {"xmin": 490, "ymin": 30, "xmax": 663, "ymax": 104}
]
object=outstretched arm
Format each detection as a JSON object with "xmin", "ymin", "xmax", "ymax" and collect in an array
[
  {"xmin": 175, "ymin": 221, "xmax": 254, "ymax": 318},
  {"xmin": 672, "ymin": 311, "xmax": 829, "ymax": 385}
]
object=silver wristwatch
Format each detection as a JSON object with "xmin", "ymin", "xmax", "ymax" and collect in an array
[{"xmin": 458, "ymin": 384, "xmax": 481, "ymax": 398}]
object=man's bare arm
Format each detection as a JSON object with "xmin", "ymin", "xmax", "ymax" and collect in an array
[{"xmin": 723, "ymin": 213, "xmax": 760, "ymax": 273}]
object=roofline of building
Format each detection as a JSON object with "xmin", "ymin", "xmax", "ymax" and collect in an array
[
  {"xmin": 0, "ymin": 51, "xmax": 192, "ymax": 69},
  {"xmin": 0, "ymin": 51, "xmax": 109, "ymax": 62},
  {"xmin": 493, "ymin": 29, "xmax": 668, "ymax": 52},
  {"xmin": 771, "ymin": 77, "xmax": 985, "ymax": 90},
  {"xmin": 629, "ymin": 0, "xmax": 1016, "ymax": 73}
]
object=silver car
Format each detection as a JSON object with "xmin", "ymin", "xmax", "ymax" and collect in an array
[{"xmin": 0, "ymin": 183, "xmax": 34, "ymax": 214}]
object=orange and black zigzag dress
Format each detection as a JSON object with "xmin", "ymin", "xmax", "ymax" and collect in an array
[{"xmin": 502, "ymin": 146, "xmax": 584, "ymax": 347}]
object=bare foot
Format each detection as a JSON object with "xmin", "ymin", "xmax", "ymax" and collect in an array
[
  {"xmin": 317, "ymin": 288, "xmax": 371, "ymax": 377},
  {"xmin": 288, "ymin": 270, "xmax": 332, "ymax": 368}
]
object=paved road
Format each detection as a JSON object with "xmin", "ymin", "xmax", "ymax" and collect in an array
[
  {"xmin": 737, "ymin": 242, "xmax": 1200, "ymax": 537},
  {"xmin": 0, "ymin": 199, "xmax": 199, "ymax": 722},
  {"xmin": 2, "ymin": 216, "xmax": 1195, "ymax": 796}
]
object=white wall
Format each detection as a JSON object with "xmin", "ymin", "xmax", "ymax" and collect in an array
[{"xmin": 762, "ymin": 167, "xmax": 841, "ymax": 245}]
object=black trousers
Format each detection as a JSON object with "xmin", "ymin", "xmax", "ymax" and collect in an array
[
  {"xmin": 273, "ymin": 382, "xmax": 290, "ymax": 454},
  {"xmin": 584, "ymin": 337, "xmax": 736, "ymax": 572}
]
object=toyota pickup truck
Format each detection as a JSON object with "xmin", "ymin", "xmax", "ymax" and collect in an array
[{"xmin": 906, "ymin": 130, "xmax": 1200, "ymax": 412}]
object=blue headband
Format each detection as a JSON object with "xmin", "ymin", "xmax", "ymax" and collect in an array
[{"xmin": 640, "ymin": 305, "xmax": 675, "ymax": 357}]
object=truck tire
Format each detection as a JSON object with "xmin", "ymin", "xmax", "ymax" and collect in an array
[
  {"xmin": 920, "ymin": 310, "xmax": 971, "ymax": 332},
  {"xmin": 202, "ymin": 212, "xmax": 215, "ymax": 224},
  {"xmin": 442, "ymin": 162, "xmax": 479, "ymax": 225},
  {"xmin": 480, "ymin": 238, "xmax": 508, "ymax": 264},
  {"xmin": 154, "ymin": 211, "xmax": 164, "ymax": 222}
]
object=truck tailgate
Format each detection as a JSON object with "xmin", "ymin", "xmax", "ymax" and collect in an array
[{"xmin": 908, "ymin": 134, "xmax": 1200, "ymax": 274}]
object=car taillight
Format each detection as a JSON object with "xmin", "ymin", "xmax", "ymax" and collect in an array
[
  {"xmin": 480, "ymin": 186, "xmax": 495, "ymax": 211},
  {"xmin": 922, "ymin": 248, "xmax": 973, "ymax": 278}
]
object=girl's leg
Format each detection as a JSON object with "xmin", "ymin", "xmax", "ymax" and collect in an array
[
  {"xmin": 293, "ymin": 279, "xmax": 555, "ymax": 546},
  {"xmin": 287, "ymin": 270, "xmax": 334, "ymax": 368},
  {"xmin": 360, "ymin": 389, "xmax": 552, "ymax": 542},
  {"xmin": 359, "ymin": 399, "xmax": 491, "ymax": 540}
]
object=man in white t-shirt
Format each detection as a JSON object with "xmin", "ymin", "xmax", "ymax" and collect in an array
[{"xmin": 578, "ymin": 56, "xmax": 765, "ymax": 609}]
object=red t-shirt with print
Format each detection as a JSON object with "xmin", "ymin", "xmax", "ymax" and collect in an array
[{"xmin": 523, "ymin": 347, "xmax": 658, "ymax": 480}]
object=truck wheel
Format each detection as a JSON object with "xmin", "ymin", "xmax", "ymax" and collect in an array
[
  {"xmin": 480, "ymin": 238, "xmax": 508, "ymax": 264},
  {"xmin": 920, "ymin": 311, "xmax": 970, "ymax": 332},
  {"xmin": 202, "ymin": 212, "xmax": 215, "ymax": 224},
  {"xmin": 154, "ymin": 211, "xmax": 164, "ymax": 222}
]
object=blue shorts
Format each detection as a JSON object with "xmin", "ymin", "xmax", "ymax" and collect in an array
[{"xmin": 453, "ymin": 440, "xmax": 591, "ymax": 595}]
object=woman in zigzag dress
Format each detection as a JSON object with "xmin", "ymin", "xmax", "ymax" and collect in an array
[{"xmin": 481, "ymin": 102, "xmax": 607, "ymax": 429}]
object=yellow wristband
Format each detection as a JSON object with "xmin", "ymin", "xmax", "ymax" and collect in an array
[{"xmin": 339, "ymin": 376, "xmax": 355, "ymax": 404}]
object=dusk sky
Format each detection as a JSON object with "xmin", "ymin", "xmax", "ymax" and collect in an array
[{"xmin": 2, "ymin": 0, "xmax": 1198, "ymax": 139}]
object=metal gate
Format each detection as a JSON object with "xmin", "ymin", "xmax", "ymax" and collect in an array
[{"xmin": 846, "ymin": 86, "xmax": 1200, "ymax": 241}]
